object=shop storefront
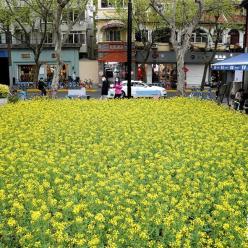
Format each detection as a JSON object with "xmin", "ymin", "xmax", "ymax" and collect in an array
[
  {"xmin": 136, "ymin": 50, "xmax": 237, "ymax": 88},
  {"xmin": 98, "ymin": 42, "xmax": 135, "ymax": 83},
  {"xmin": 151, "ymin": 64, "xmax": 177, "ymax": 89},
  {"xmin": 11, "ymin": 48, "xmax": 79, "ymax": 84}
]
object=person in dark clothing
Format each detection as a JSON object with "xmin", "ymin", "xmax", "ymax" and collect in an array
[
  {"xmin": 239, "ymin": 89, "xmax": 245, "ymax": 110},
  {"xmin": 38, "ymin": 78, "xmax": 47, "ymax": 96},
  {"xmin": 243, "ymin": 90, "xmax": 248, "ymax": 114},
  {"xmin": 101, "ymin": 76, "xmax": 110, "ymax": 99},
  {"xmin": 215, "ymin": 81, "xmax": 221, "ymax": 100}
]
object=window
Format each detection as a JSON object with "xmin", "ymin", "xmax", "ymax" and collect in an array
[
  {"xmin": 228, "ymin": 29, "xmax": 239, "ymax": 45},
  {"xmin": 63, "ymin": 10, "xmax": 85, "ymax": 23},
  {"xmin": 191, "ymin": 29, "xmax": 208, "ymax": 43},
  {"xmin": 212, "ymin": 30, "xmax": 223, "ymax": 44},
  {"xmin": 101, "ymin": 0, "xmax": 126, "ymax": 8},
  {"xmin": 15, "ymin": 31, "xmax": 30, "ymax": 44},
  {"xmin": 46, "ymin": 64, "xmax": 68, "ymax": 82},
  {"xmin": 63, "ymin": 32, "xmax": 86, "ymax": 44},
  {"xmin": 19, "ymin": 65, "xmax": 35, "ymax": 82},
  {"xmin": 45, "ymin": 33, "xmax": 53, "ymax": 44},
  {"xmin": 135, "ymin": 30, "xmax": 148, "ymax": 42},
  {"xmin": 152, "ymin": 28, "xmax": 171, "ymax": 43},
  {"xmin": 105, "ymin": 29, "xmax": 121, "ymax": 41}
]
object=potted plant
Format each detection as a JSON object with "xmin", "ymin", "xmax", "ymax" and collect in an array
[{"xmin": 0, "ymin": 84, "xmax": 9, "ymax": 105}]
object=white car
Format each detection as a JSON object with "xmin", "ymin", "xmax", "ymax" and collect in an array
[{"xmin": 108, "ymin": 80, "xmax": 167, "ymax": 98}]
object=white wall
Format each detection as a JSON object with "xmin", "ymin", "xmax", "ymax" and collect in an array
[
  {"xmin": 79, "ymin": 60, "xmax": 99, "ymax": 85},
  {"xmin": 186, "ymin": 64, "xmax": 208, "ymax": 88}
]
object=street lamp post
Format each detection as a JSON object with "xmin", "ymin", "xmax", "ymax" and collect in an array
[
  {"xmin": 6, "ymin": 27, "xmax": 13, "ymax": 88},
  {"xmin": 127, "ymin": 0, "xmax": 132, "ymax": 98}
]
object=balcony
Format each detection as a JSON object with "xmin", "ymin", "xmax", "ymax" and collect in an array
[
  {"xmin": 157, "ymin": 43, "xmax": 171, "ymax": 52},
  {"xmin": 98, "ymin": 41, "xmax": 131, "ymax": 52},
  {"xmin": 11, "ymin": 43, "xmax": 82, "ymax": 49},
  {"xmin": 191, "ymin": 42, "xmax": 208, "ymax": 51}
]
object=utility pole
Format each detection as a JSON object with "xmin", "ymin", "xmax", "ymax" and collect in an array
[
  {"xmin": 241, "ymin": 0, "xmax": 248, "ymax": 89},
  {"xmin": 6, "ymin": 26, "xmax": 13, "ymax": 87},
  {"xmin": 127, "ymin": 0, "xmax": 132, "ymax": 98}
]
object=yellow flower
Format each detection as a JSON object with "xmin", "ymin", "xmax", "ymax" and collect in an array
[
  {"xmin": 223, "ymin": 223, "xmax": 230, "ymax": 230},
  {"xmin": 88, "ymin": 235, "xmax": 100, "ymax": 247},
  {"xmin": 0, "ymin": 98, "xmax": 247, "ymax": 246},
  {"xmin": 95, "ymin": 213, "xmax": 105, "ymax": 222},
  {"xmin": 7, "ymin": 217, "xmax": 16, "ymax": 227},
  {"xmin": 31, "ymin": 211, "xmax": 41, "ymax": 221}
]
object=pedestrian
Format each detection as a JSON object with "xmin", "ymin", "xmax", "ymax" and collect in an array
[
  {"xmin": 215, "ymin": 81, "xmax": 221, "ymax": 100},
  {"xmin": 233, "ymin": 88, "xmax": 244, "ymax": 110},
  {"xmin": 79, "ymin": 78, "xmax": 86, "ymax": 95},
  {"xmin": 239, "ymin": 88, "xmax": 245, "ymax": 110},
  {"xmin": 243, "ymin": 90, "xmax": 248, "ymax": 114},
  {"xmin": 114, "ymin": 77, "xmax": 123, "ymax": 99},
  {"xmin": 72, "ymin": 71, "xmax": 76, "ymax": 81},
  {"xmin": 100, "ymin": 75, "xmax": 110, "ymax": 100},
  {"xmin": 37, "ymin": 78, "xmax": 47, "ymax": 96}
]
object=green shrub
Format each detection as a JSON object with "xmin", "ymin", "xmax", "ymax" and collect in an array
[{"xmin": 8, "ymin": 94, "xmax": 19, "ymax": 103}]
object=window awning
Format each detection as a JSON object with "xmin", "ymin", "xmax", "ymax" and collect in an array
[
  {"xmin": 211, "ymin": 53, "xmax": 248, "ymax": 71},
  {"xmin": 101, "ymin": 20, "xmax": 125, "ymax": 30}
]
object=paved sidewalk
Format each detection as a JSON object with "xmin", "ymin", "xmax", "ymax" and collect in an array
[{"xmin": 21, "ymin": 88, "xmax": 98, "ymax": 93}]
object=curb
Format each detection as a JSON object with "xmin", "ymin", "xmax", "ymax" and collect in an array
[{"xmin": 18, "ymin": 89, "xmax": 97, "ymax": 93}]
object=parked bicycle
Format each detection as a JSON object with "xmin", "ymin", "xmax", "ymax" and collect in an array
[{"xmin": 189, "ymin": 87, "xmax": 212, "ymax": 100}]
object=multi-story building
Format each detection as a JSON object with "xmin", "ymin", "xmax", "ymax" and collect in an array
[
  {"xmin": 0, "ymin": 0, "xmax": 95, "ymax": 86},
  {"xmin": 135, "ymin": 11, "xmax": 246, "ymax": 88},
  {"xmin": 95, "ymin": 1, "xmax": 246, "ymax": 88},
  {"xmin": 96, "ymin": 0, "xmax": 136, "ymax": 83}
]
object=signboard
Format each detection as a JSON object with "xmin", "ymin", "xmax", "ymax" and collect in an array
[
  {"xmin": 234, "ymin": 70, "xmax": 243, "ymax": 82},
  {"xmin": 0, "ymin": 50, "xmax": 8, "ymax": 58},
  {"xmin": 212, "ymin": 64, "xmax": 248, "ymax": 71},
  {"xmin": 21, "ymin": 53, "xmax": 31, "ymax": 59}
]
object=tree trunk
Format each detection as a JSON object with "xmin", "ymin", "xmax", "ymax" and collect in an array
[
  {"xmin": 200, "ymin": 51, "xmax": 218, "ymax": 90},
  {"xmin": 201, "ymin": 26, "xmax": 221, "ymax": 90},
  {"xmin": 34, "ymin": 56, "xmax": 41, "ymax": 83},
  {"xmin": 51, "ymin": 5, "xmax": 64, "ymax": 95},
  {"xmin": 201, "ymin": 62, "xmax": 208, "ymax": 89},
  {"xmin": 176, "ymin": 48, "xmax": 186, "ymax": 96}
]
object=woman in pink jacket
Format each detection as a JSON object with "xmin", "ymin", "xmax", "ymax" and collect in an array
[{"xmin": 114, "ymin": 77, "xmax": 123, "ymax": 98}]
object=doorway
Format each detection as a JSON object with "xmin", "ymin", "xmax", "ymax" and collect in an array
[{"xmin": 0, "ymin": 58, "xmax": 9, "ymax": 85}]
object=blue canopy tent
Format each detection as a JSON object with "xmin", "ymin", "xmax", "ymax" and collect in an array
[{"xmin": 212, "ymin": 53, "xmax": 248, "ymax": 71}]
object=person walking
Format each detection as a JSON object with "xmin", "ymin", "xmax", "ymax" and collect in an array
[
  {"xmin": 101, "ymin": 76, "xmax": 110, "ymax": 99},
  {"xmin": 37, "ymin": 78, "xmax": 47, "ymax": 96},
  {"xmin": 114, "ymin": 78, "xmax": 123, "ymax": 99}
]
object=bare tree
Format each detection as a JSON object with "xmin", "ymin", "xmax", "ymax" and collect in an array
[
  {"xmin": 0, "ymin": 0, "xmax": 52, "ymax": 82},
  {"xmin": 200, "ymin": 0, "xmax": 238, "ymax": 90},
  {"xmin": 150, "ymin": 0, "xmax": 204, "ymax": 95},
  {"xmin": 51, "ymin": 0, "xmax": 89, "ymax": 94},
  {"xmin": 113, "ymin": 0, "xmax": 166, "ymax": 82}
]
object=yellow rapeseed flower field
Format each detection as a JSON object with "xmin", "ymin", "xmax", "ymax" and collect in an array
[{"xmin": 0, "ymin": 98, "xmax": 247, "ymax": 247}]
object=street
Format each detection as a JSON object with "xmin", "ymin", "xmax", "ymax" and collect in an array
[{"xmin": 26, "ymin": 88, "xmax": 216, "ymax": 100}]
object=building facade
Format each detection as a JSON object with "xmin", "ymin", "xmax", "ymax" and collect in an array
[
  {"xmin": 95, "ymin": 1, "xmax": 246, "ymax": 88},
  {"xmin": 0, "ymin": 0, "xmax": 95, "ymax": 87},
  {"xmin": 135, "ymin": 13, "xmax": 246, "ymax": 88},
  {"xmin": 96, "ymin": 0, "xmax": 135, "ymax": 83}
]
